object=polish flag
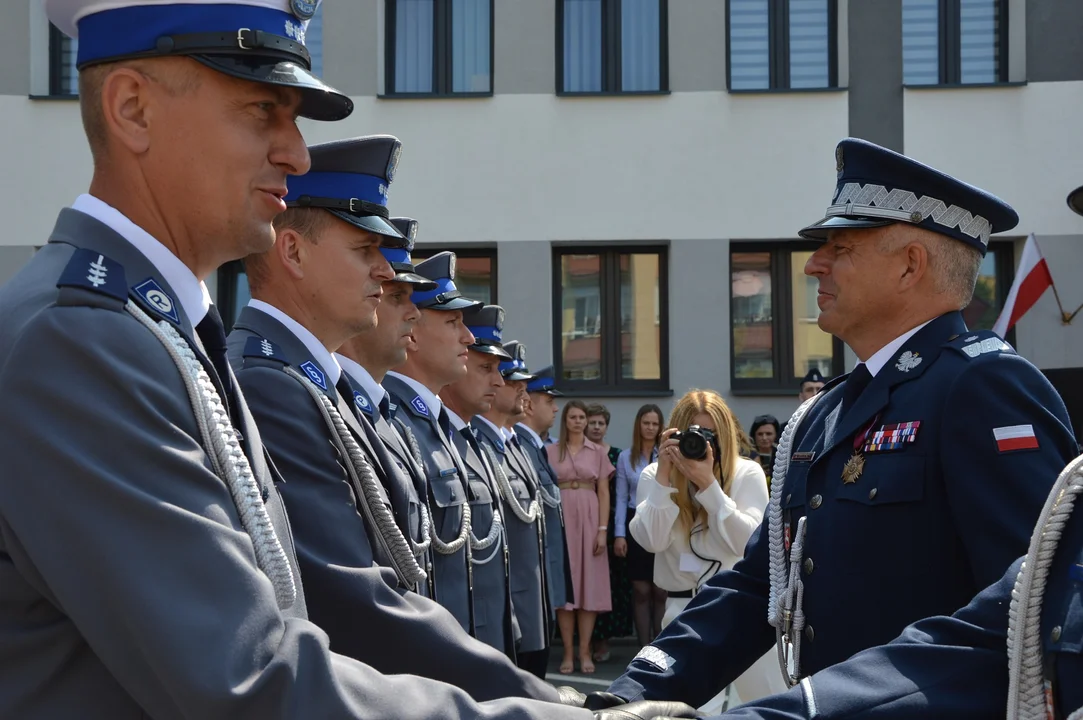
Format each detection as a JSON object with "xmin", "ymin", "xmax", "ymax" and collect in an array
[
  {"xmin": 993, "ymin": 424, "xmax": 1039, "ymax": 453},
  {"xmin": 992, "ymin": 234, "xmax": 1054, "ymax": 338}
]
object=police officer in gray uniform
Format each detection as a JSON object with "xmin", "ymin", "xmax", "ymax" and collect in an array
[
  {"xmin": 475, "ymin": 341, "xmax": 552, "ymax": 680},
  {"xmin": 517, "ymin": 366, "xmax": 575, "ymax": 623},
  {"xmin": 441, "ymin": 304, "xmax": 519, "ymax": 658},
  {"xmin": 0, "ymin": 1, "xmax": 699, "ymax": 717},
  {"xmin": 338, "ymin": 215, "xmax": 438, "ymax": 600},
  {"xmin": 385, "ymin": 252, "xmax": 480, "ymax": 634}
]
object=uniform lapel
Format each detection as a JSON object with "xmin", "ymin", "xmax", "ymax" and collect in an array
[{"xmin": 819, "ymin": 312, "xmax": 966, "ymax": 459}]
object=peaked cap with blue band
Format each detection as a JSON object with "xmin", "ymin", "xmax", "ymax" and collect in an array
[
  {"xmin": 525, "ymin": 364, "xmax": 563, "ymax": 396},
  {"xmin": 285, "ymin": 135, "xmax": 406, "ymax": 243},
  {"xmin": 410, "ymin": 252, "xmax": 483, "ymax": 312},
  {"xmin": 499, "ymin": 341, "xmax": 533, "ymax": 382},
  {"xmin": 383, "ymin": 217, "xmax": 436, "ymax": 289},
  {"xmin": 462, "ymin": 304, "xmax": 512, "ymax": 360},
  {"xmin": 45, "ymin": 0, "xmax": 352, "ymax": 121},
  {"xmin": 799, "ymin": 138, "xmax": 1019, "ymax": 255}
]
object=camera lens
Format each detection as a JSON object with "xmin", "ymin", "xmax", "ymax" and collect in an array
[{"xmin": 678, "ymin": 432, "xmax": 708, "ymax": 460}]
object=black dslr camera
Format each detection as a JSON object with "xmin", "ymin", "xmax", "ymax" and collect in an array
[{"xmin": 672, "ymin": 425, "xmax": 717, "ymax": 461}]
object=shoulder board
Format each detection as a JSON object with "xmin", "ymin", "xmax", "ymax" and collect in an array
[
  {"xmin": 56, "ymin": 248, "xmax": 128, "ymax": 307},
  {"xmin": 243, "ymin": 335, "xmax": 289, "ymax": 364},
  {"xmin": 131, "ymin": 277, "xmax": 180, "ymax": 324},
  {"xmin": 945, "ymin": 330, "xmax": 1015, "ymax": 359},
  {"xmin": 353, "ymin": 390, "xmax": 375, "ymax": 417}
]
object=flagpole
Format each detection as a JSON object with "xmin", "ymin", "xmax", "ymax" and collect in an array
[{"xmin": 1033, "ymin": 235, "xmax": 1071, "ymax": 323}]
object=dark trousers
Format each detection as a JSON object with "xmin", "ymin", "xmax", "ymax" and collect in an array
[{"xmin": 516, "ymin": 647, "xmax": 550, "ymax": 680}]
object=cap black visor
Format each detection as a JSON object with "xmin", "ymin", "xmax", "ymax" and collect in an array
[
  {"xmin": 192, "ymin": 54, "xmax": 353, "ymax": 121},
  {"xmin": 798, "ymin": 215, "xmax": 896, "ymax": 241}
]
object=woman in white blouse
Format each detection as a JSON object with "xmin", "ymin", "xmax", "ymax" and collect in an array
[{"xmin": 629, "ymin": 389, "xmax": 787, "ymax": 710}]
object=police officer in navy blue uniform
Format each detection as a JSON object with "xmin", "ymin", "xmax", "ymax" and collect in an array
[
  {"xmin": 474, "ymin": 341, "xmax": 553, "ymax": 679},
  {"xmin": 588, "ymin": 138, "xmax": 1079, "ymax": 713},
  {"xmin": 441, "ymin": 305, "xmax": 520, "ymax": 658},
  {"xmin": 229, "ymin": 138, "xmax": 567, "ymax": 704},
  {"xmin": 337, "ymin": 215, "xmax": 438, "ymax": 600},
  {"xmin": 385, "ymin": 252, "xmax": 480, "ymax": 635},
  {"xmin": 696, "ymin": 186, "xmax": 1083, "ymax": 720},
  {"xmin": 517, "ymin": 366, "xmax": 576, "ymax": 627}
]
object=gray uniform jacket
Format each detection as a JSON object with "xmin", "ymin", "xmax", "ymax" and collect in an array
[
  {"xmin": 346, "ymin": 372, "xmax": 434, "ymax": 599},
  {"xmin": 0, "ymin": 209, "xmax": 591, "ymax": 719},
  {"xmin": 453, "ymin": 424, "xmax": 517, "ymax": 656},
  {"xmin": 474, "ymin": 422, "xmax": 549, "ymax": 654},
  {"xmin": 516, "ymin": 426, "xmax": 574, "ymax": 610},
  {"xmin": 384, "ymin": 374, "xmax": 474, "ymax": 632}
]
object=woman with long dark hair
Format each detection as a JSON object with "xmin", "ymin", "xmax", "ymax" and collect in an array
[
  {"xmin": 613, "ymin": 404, "xmax": 667, "ymax": 647},
  {"xmin": 546, "ymin": 400, "xmax": 615, "ymax": 675}
]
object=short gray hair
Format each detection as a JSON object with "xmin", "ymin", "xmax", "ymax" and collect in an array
[{"xmin": 879, "ymin": 225, "xmax": 981, "ymax": 309}]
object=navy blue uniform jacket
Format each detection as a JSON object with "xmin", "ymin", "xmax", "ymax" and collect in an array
[{"xmin": 608, "ymin": 311, "xmax": 1077, "ymax": 707}]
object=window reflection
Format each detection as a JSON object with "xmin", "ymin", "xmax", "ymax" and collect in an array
[
  {"xmin": 790, "ymin": 250, "xmax": 833, "ymax": 378},
  {"xmin": 560, "ymin": 254, "xmax": 603, "ymax": 381},
  {"xmin": 789, "ymin": 0, "xmax": 830, "ymax": 89},
  {"xmin": 451, "ymin": 256, "xmax": 493, "ymax": 305},
  {"xmin": 963, "ymin": 250, "xmax": 1000, "ymax": 330},
  {"xmin": 731, "ymin": 252, "xmax": 774, "ymax": 379},
  {"xmin": 620, "ymin": 253, "xmax": 661, "ymax": 380}
]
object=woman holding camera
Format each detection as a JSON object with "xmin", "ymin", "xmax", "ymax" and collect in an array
[
  {"xmin": 629, "ymin": 390, "xmax": 785, "ymax": 709},
  {"xmin": 546, "ymin": 400, "xmax": 615, "ymax": 675}
]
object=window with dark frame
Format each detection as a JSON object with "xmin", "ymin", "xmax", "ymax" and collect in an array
[
  {"xmin": 49, "ymin": 24, "xmax": 79, "ymax": 96},
  {"xmin": 386, "ymin": 0, "xmax": 493, "ymax": 96},
  {"xmin": 553, "ymin": 247, "xmax": 668, "ymax": 393},
  {"xmin": 730, "ymin": 242, "xmax": 843, "ymax": 392},
  {"xmin": 729, "ymin": 239, "xmax": 1016, "ymax": 393},
  {"xmin": 727, "ymin": 0, "xmax": 837, "ymax": 91},
  {"xmin": 411, "ymin": 247, "xmax": 498, "ymax": 305},
  {"xmin": 903, "ymin": 0, "xmax": 1008, "ymax": 86},
  {"xmin": 557, "ymin": 0, "xmax": 668, "ymax": 94}
]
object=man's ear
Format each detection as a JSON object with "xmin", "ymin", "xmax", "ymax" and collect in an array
[
  {"xmin": 276, "ymin": 228, "xmax": 307, "ymax": 280},
  {"xmin": 100, "ymin": 67, "xmax": 155, "ymax": 155}
]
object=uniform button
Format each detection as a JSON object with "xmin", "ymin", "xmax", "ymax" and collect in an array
[
  {"xmin": 1051, "ymin": 626, "xmax": 1062, "ymax": 643},
  {"xmin": 868, "ymin": 488, "xmax": 878, "ymax": 500},
  {"xmin": 804, "ymin": 558, "xmax": 814, "ymax": 575},
  {"xmin": 804, "ymin": 625, "xmax": 815, "ymax": 642},
  {"xmin": 809, "ymin": 495, "xmax": 822, "ymax": 509}
]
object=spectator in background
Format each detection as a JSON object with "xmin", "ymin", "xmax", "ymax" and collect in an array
[
  {"xmin": 547, "ymin": 401, "xmax": 615, "ymax": 675},
  {"xmin": 630, "ymin": 390, "xmax": 782, "ymax": 713},
  {"xmin": 613, "ymin": 404, "xmax": 667, "ymax": 648},
  {"xmin": 781, "ymin": 368, "xmax": 828, "ymax": 437},
  {"xmin": 749, "ymin": 414, "xmax": 781, "ymax": 489},
  {"xmin": 584, "ymin": 404, "xmax": 632, "ymax": 663}
]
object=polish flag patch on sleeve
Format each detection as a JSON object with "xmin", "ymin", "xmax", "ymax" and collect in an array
[{"xmin": 993, "ymin": 424, "xmax": 1040, "ymax": 452}]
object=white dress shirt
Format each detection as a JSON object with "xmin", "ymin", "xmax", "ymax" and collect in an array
[
  {"xmin": 630, "ymin": 457, "xmax": 769, "ymax": 592},
  {"xmin": 473, "ymin": 415, "xmax": 504, "ymax": 442},
  {"xmin": 444, "ymin": 407, "xmax": 468, "ymax": 432},
  {"xmin": 386, "ymin": 372, "xmax": 443, "ymax": 418},
  {"xmin": 335, "ymin": 354, "xmax": 389, "ymax": 411},
  {"xmin": 72, "ymin": 194, "xmax": 212, "ymax": 325},
  {"xmin": 247, "ymin": 299, "xmax": 341, "ymax": 387}
]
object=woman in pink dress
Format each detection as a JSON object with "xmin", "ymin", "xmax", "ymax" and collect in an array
[{"xmin": 546, "ymin": 400, "xmax": 615, "ymax": 675}]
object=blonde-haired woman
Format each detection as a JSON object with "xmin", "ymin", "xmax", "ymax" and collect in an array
[{"xmin": 629, "ymin": 389, "xmax": 786, "ymax": 711}]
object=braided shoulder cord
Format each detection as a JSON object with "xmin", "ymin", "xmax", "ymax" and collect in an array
[
  {"xmin": 398, "ymin": 421, "xmax": 472, "ymax": 555},
  {"xmin": 387, "ymin": 422, "xmax": 432, "ymax": 557},
  {"xmin": 125, "ymin": 303, "xmax": 296, "ymax": 609},
  {"xmin": 767, "ymin": 393, "xmax": 823, "ymax": 687},
  {"xmin": 282, "ymin": 367, "xmax": 425, "ymax": 590},
  {"xmin": 481, "ymin": 442, "xmax": 541, "ymax": 524},
  {"xmin": 1007, "ymin": 453, "xmax": 1083, "ymax": 720}
]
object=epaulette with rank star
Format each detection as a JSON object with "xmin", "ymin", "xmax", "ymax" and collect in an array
[
  {"xmin": 944, "ymin": 330, "xmax": 1016, "ymax": 360},
  {"xmin": 56, "ymin": 248, "xmax": 128, "ymax": 310}
]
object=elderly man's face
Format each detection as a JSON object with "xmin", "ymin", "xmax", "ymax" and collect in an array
[{"xmin": 804, "ymin": 226, "xmax": 905, "ymax": 345}]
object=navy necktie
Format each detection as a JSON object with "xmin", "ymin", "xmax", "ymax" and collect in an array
[
  {"xmin": 195, "ymin": 305, "xmax": 237, "ymax": 419},
  {"xmin": 839, "ymin": 364, "xmax": 873, "ymax": 418}
]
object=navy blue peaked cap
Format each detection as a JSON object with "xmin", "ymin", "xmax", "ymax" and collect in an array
[
  {"xmin": 499, "ymin": 341, "xmax": 533, "ymax": 382},
  {"xmin": 526, "ymin": 365, "xmax": 563, "ymax": 396},
  {"xmin": 801, "ymin": 368, "xmax": 825, "ymax": 385},
  {"xmin": 285, "ymin": 135, "xmax": 406, "ymax": 244},
  {"xmin": 799, "ymin": 138, "xmax": 1019, "ymax": 255},
  {"xmin": 46, "ymin": 0, "xmax": 352, "ymax": 121},
  {"xmin": 411, "ymin": 252, "xmax": 483, "ymax": 312},
  {"xmin": 462, "ymin": 304, "xmax": 512, "ymax": 360},
  {"xmin": 383, "ymin": 217, "xmax": 436, "ymax": 289},
  {"xmin": 1068, "ymin": 186, "xmax": 1083, "ymax": 217}
]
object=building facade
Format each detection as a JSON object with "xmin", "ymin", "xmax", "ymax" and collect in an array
[{"xmin": 3, "ymin": 0, "xmax": 1082, "ymax": 443}]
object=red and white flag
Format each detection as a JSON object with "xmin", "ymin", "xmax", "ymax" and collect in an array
[
  {"xmin": 993, "ymin": 424, "xmax": 1039, "ymax": 453},
  {"xmin": 992, "ymin": 234, "xmax": 1054, "ymax": 338}
]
